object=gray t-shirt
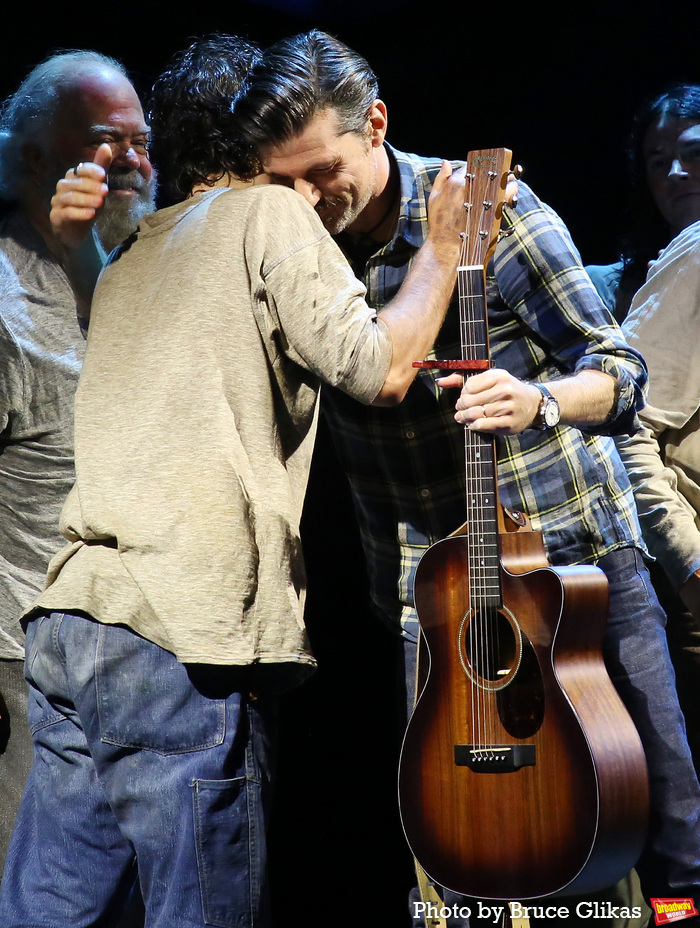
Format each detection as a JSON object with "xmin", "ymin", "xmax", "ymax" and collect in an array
[{"xmin": 0, "ymin": 211, "xmax": 84, "ymax": 658}]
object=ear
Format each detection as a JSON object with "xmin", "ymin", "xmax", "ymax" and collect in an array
[
  {"xmin": 21, "ymin": 143, "xmax": 48, "ymax": 182},
  {"xmin": 368, "ymin": 100, "xmax": 388, "ymax": 148}
]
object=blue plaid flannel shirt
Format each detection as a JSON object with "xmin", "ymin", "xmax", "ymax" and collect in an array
[{"xmin": 324, "ymin": 145, "xmax": 648, "ymax": 641}]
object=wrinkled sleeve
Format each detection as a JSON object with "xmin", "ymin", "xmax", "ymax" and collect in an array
[
  {"xmin": 624, "ymin": 233, "xmax": 700, "ymax": 432},
  {"xmin": 618, "ymin": 230, "xmax": 700, "ymax": 588},
  {"xmin": 615, "ymin": 426, "xmax": 700, "ymax": 589},
  {"xmin": 253, "ymin": 190, "xmax": 392, "ymax": 404},
  {"xmin": 493, "ymin": 183, "xmax": 647, "ymax": 436}
]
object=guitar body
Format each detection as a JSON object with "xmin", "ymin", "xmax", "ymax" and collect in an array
[{"xmin": 398, "ymin": 527, "xmax": 649, "ymax": 900}]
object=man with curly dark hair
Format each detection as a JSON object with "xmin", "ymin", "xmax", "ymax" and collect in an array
[
  {"xmin": 0, "ymin": 35, "xmax": 470, "ymax": 928},
  {"xmin": 147, "ymin": 34, "xmax": 263, "ymax": 201}
]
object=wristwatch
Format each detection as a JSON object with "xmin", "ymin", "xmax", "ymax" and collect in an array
[{"xmin": 531, "ymin": 383, "xmax": 561, "ymax": 430}]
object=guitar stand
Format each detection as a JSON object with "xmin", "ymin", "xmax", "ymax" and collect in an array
[
  {"xmin": 414, "ymin": 861, "xmax": 449, "ymax": 928},
  {"xmin": 414, "ymin": 861, "xmax": 531, "ymax": 928}
]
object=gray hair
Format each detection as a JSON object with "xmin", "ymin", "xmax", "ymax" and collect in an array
[{"xmin": 0, "ymin": 50, "xmax": 127, "ymax": 202}]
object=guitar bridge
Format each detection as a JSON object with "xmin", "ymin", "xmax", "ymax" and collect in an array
[{"xmin": 454, "ymin": 744, "xmax": 536, "ymax": 773}]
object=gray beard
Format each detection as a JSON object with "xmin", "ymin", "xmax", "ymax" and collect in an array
[
  {"xmin": 39, "ymin": 158, "xmax": 157, "ymax": 253},
  {"xmin": 96, "ymin": 170, "xmax": 157, "ymax": 253}
]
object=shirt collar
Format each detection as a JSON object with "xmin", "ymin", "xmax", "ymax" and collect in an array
[{"xmin": 387, "ymin": 143, "xmax": 454, "ymax": 251}]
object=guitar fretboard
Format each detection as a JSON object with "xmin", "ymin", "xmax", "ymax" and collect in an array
[{"xmin": 459, "ymin": 265, "xmax": 501, "ymax": 608}]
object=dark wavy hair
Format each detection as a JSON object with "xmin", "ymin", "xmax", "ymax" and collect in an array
[
  {"xmin": 234, "ymin": 30, "xmax": 379, "ymax": 152},
  {"xmin": 148, "ymin": 34, "xmax": 262, "ymax": 200},
  {"xmin": 616, "ymin": 83, "xmax": 700, "ymax": 307}
]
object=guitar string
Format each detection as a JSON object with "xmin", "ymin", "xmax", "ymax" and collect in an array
[
  {"xmin": 458, "ymin": 186, "xmax": 470, "ymax": 748},
  {"xmin": 482, "ymin": 170, "xmax": 501, "ymax": 752},
  {"xmin": 465, "ymin": 172, "xmax": 487, "ymax": 756},
  {"xmin": 461, "ymin": 168, "xmax": 489, "ymax": 753},
  {"xmin": 458, "ymin": 174, "xmax": 477, "ymax": 754},
  {"xmin": 461, "ymin": 167, "xmax": 501, "ymax": 755}
]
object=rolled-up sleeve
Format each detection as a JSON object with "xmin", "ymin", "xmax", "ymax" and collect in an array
[{"xmin": 493, "ymin": 183, "xmax": 647, "ymax": 436}]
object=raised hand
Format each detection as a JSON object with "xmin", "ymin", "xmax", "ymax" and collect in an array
[
  {"xmin": 50, "ymin": 143, "xmax": 113, "ymax": 250},
  {"xmin": 427, "ymin": 161, "xmax": 469, "ymax": 247}
]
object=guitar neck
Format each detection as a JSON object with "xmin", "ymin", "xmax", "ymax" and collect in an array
[{"xmin": 459, "ymin": 264, "xmax": 501, "ymax": 607}]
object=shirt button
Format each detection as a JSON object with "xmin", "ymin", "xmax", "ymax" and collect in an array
[
  {"xmin": 420, "ymin": 488, "xmax": 431, "ymax": 499},
  {"xmin": 405, "ymin": 430, "xmax": 415, "ymax": 440}
]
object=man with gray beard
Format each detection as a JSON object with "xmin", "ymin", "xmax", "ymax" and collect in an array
[{"xmin": 0, "ymin": 49, "xmax": 156, "ymax": 874}]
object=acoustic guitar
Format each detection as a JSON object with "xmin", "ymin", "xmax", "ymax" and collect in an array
[{"xmin": 398, "ymin": 149, "xmax": 649, "ymax": 900}]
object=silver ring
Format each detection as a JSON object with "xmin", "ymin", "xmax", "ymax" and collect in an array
[
  {"xmin": 482, "ymin": 405, "xmax": 488, "ymax": 418},
  {"xmin": 72, "ymin": 163, "xmax": 83, "ymax": 177}
]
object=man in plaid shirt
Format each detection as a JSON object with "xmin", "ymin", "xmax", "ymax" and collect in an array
[{"xmin": 236, "ymin": 29, "xmax": 700, "ymax": 921}]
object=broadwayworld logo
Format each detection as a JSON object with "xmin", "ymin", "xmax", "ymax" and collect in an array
[{"xmin": 651, "ymin": 899, "xmax": 699, "ymax": 925}]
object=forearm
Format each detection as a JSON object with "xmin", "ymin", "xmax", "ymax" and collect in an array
[
  {"xmin": 49, "ymin": 146, "xmax": 113, "ymax": 330},
  {"xmin": 56, "ymin": 229, "xmax": 105, "ymax": 331},
  {"xmin": 544, "ymin": 369, "xmax": 616, "ymax": 427},
  {"xmin": 373, "ymin": 237, "xmax": 459, "ymax": 404},
  {"xmin": 453, "ymin": 367, "xmax": 617, "ymax": 434},
  {"xmin": 371, "ymin": 160, "xmax": 466, "ymax": 405}
]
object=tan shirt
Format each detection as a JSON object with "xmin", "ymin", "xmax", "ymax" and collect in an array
[
  {"xmin": 620, "ymin": 219, "xmax": 700, "ymax": 588},
  {"xmin": 30, "ymin": 186, "xmax": 392, "ymax": 682}
]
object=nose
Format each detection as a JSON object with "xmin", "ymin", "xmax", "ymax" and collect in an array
[
  {"xmin": 293, "ymin": 177, "xmax": 322, "ymax": 207},
  {"xmin": 669, "ymin": 157, "xmax": 689, "ymax": 178},
  {"xmin": 110, "ymin": 143, "xmax": 143, "ymax": 172}
]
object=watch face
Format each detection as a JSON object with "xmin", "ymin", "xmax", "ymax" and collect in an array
[{"xmin": 543, "ymin": 399, "xmax": 560, "ymax": 427}]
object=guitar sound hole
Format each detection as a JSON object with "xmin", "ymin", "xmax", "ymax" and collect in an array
[
  {"xmin": 460, "ymin": 608, "xmax": 546, "ymax": 737},
  {"xmin": 462, "ymin": 607, "xmax": 519, "ymax": 686}
]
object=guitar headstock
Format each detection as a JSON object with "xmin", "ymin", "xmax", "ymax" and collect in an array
[{"xmin": 461, "ymin": 148, "xmax": 513, "ymax": 269}]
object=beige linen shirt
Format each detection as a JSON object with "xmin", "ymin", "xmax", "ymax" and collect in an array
[
  {"xmin": 29, "ymin": 185, "xmax": 392, "ymax": 682},
  {"xmin": 619, "ymin": 220, "xmax": 700, "ymax": 588}
]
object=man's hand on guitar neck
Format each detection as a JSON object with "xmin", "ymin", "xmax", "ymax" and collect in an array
[
  {"xmin": 444, "ymin": 367, "xmax": 616, "ymax": 435},
  {"xmin": 447, "ymin": 368, "xmax": 542, "ymax": 434}
]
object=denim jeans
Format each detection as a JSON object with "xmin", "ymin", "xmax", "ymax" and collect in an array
[
  {"xmin": 403, "ymin": 546, "xmax": 700, "ymax": 924},
  {"xmin": 0, "ymin": 611, "xmax": 276, "ymax": 928}
]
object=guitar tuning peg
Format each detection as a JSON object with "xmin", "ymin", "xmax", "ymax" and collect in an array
[{"xmin": 512, "ymin": 164, "xmax": 524, "ymax": 179}]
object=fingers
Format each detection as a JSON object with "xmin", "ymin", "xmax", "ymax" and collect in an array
[
  {"xmin": 51, "ymin": 178, "xmax": 108, "ymax": 219},
  {"xmin": 427, "ymin": 162, "xmax": 469, "ymax": 245},
  {"xmin": 435, "ymin": 372, "xmax": 465, "ymax": 390},
  {"xmin": 431, "ymin": 159, "xmax": 454, "ymax": 193},
  {"xmin": 458, "ymin": 403, "xmax": 490, "ymax": 426},
  {"xmin": 49, "ymin": 147, "xmax": 113, "ymax": 248},
  {"xmin": 452, "ymin": 370, "xmax": 543, "ymax": 435},
  {"xmin": 52, "ymin": 151, "xmax": 110, "ymax": 216},
  {"xmin": 92, "ymin": 141, "xmax": 114, "ymax": 172}
]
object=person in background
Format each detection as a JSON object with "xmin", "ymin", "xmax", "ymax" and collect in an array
[
  {"xmin": 587, "ymin": 83, "xmax": 700, "ymax": 322},
  {"xmin": 0, "ymin": 49, "xmax": 155, "ymax": 876},
  {"xmin": 587, "ymin": 84, "xmax": 700, "ymax": 774}
]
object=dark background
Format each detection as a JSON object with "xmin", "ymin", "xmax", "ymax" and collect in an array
[
  {"xmin": 4, "ymin": 2, "xmax": 699, "ymax": 923},
  {"xmin": 5, "ymin": 0, "xmax": 700, "ymax": 265}
]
